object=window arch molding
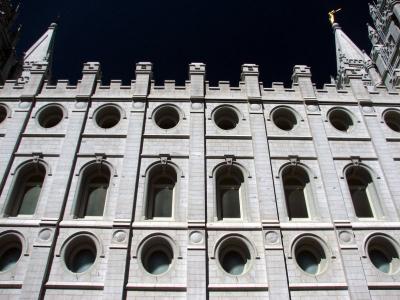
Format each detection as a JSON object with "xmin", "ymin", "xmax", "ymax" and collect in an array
[
  {"xmin": 10, "ymin": 159, "xmax": 52, "ymax": 177},
  {"xmin": 143, "ymin": 161, "xmax": 181, "ymax": 220},
  {"xmin": 343, "ymin": 163, "xmax": 384, "ymax": 219},
  {"xmin": 151, "ymin": 104, "xmax": 185, "ymax": 129},
  {"xmin": 35, "ymin": 103, "xmax": 68, "ymax": 119},
  {"xmin": 326, "ymin": 106, "xmax": 357, "ymax": 133},
  {"xmin": 212, "ymin": 162, "xmax": 249, "ymax": 221},
  {"xmin": 58, "ymin": 231, "xmax": 104, "ymax": 258},
  {"xmin": 278, "ymin": 162, "xmax": 318, "ymax": 221},
  {"xmin": 211, "ymin": 105, "xmax": 244, "ymax": 131},
  {"xmin": 0, "ymin": 103, "xmax": 11, "ymax": 123},
  {"xmin": 211, "ymin": 233, "xmax": 257, "ymax": 260},
  {"xmin": 212, "ymin": 234, "xmax": 257, "ymax": 277},
  {"xmin": 72, "ymin": 160, "xmax": 114, "ymax": 218},
  {"xmin": 91, "ymin": 103, "xmax": 125, "ymax": 129},
  {"xmin": 363, "ymin": 232, "xmax": 400, "ymax": 275},
  {"xmin": 3, "ymin": 159, "xmax": 49, "ymax": 217},
  {"xmin": 0, "ymin": 230, "xmax": 28, "ymax": 256},
  {"xmin": 210, "ymin": 104, "xmax": 244, "ymax": 120},
  {"xmin": 58, "ymin": 231, "xmax": 104, "ymax": 274},
  {"xmin": 270, "ymin": 105, "xmax": 302, "ymax": 132},
  {"xmin": 0, "ymin": 231, "xmax": 26, "ymax": 273},
  {"xmin": 289, "ymin": 233, "xmax": 332, "ymax": 276},
  {"xmin": 91, "ymin": 103, "xmax": 126, "ymax": 120},
  {"xmin": 135, "ymin": 233, "xmax": 179, "ymax": 276},
  {"xmin": 382, "ymin": 108, "xmax": 400, "ymax": 133}
]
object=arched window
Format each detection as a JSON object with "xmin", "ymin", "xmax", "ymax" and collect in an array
[
  {"xmin": 346, "ymin": 166, "xmax": 378, "ymax": 218},
  {"xmin": 216, "ymin": 165, "xmax": 244, "ymax": 220},
  {"xmin": 282, "ymin": 165, "xmax": 312, "ymax": 220},
  {"xmin": 5, "ymin": 163, "xmax": 46, "ymax": 217},
  {"xmin": 146, "ymin": 164, "xmax": 177, "ymax": 219},
  {"xmin": 74, "ymin": 163, "xmax": 110, "ymax": 218}
]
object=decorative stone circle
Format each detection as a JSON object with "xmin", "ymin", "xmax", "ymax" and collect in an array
[
  {"xmin": 250, "ymin": 104, "xmax": 261, "ymax": 111},
  {"xmin": 362, "ymin": 106, "xmax": 374, "ymax": 113},
  {"xmin": 75, "ymin": 102, "xmax": 87, "ymax": 109},
  {"xmin": 307, "ymin": 105, "xmax": 318, "ymax": 112},
  {"xmin": 19, "ymin": 102, "xmax": 30, "ymax": 109},
  {"xmin": 339, "ymin": 231, "xmax": 353, "ymax": 244},
  {"xmin": 265, "ymin": 231, "xmax": 280, "ymax": 245},
  {"xmin": 133, "ymin": 102, "xmax": 144, "ymax": 109},
  {"xmin": 189, "ymin": 231, "xmax": 203, "ymax": 244},
  {"xmin": 112, "ymin": 230, "xmax": 127, "ymax": 243},
  {"xmin": 38, "ymin": 228, "xmax": 52, "ymax": 241},
  {"xmin": 191, "ymin": 102, "xmax": 203, "ymax": 110}
]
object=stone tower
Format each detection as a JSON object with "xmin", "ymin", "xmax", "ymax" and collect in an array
[
  {"xmin": 0, "ymin": 3, "xmax": 399, "ymax": 300},
  {"xmin": 369, "ymin": 0, "xmax": 400, "ymax": 89},
  {"xmin": 0, "ymin": 0, "xmax": 20, "ymax": 84}
]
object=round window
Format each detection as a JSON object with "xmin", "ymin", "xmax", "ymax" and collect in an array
[
  {"xmin": 272, "ymin": 107, "xmax": 298, "ymax": 131},
  {"xmin": 217, "ymin": 236, "xmax": 252, "ymax": 276},
  {"xmin": 367, "ymin": 235, "xmax": 400, "ymax": 274},
  {"xmin": 38, "ymin": 105, "xmax": 64, "ymax": 128},
  {"xmin": 383, "ymin": 110, "xmax": 400, "ymax": 132},
  {"xmin": 153, "ymin": 105, "xmax": 180, "ymax": 129},
  {"xmin": 0, "ymin": 234, "xmax": 22, "ymax": 272},
  {"xmin": 0, "ymin": 105, "xmax": 8, "ymax": 124},
  {"xmin": 328, "ymin": 108, "xmax": 354, "ymax": 132},
  {"xmin": 95, "ymin": 105, "xmax": 121, "ymax": 129},
  {"xmin": 141, "ymin": 236, "xmax": 174, "ymax": 276},
  {"xmin": 294, "ymin": 236, "xmax": 327, "ymax": 275},
  {"xmin": 64, "ymin": 235, "xmax": 97, "ymax": 274},
  {"xmin": 213, "ymin": 106, "xmax": 239, "ymax": 130}
]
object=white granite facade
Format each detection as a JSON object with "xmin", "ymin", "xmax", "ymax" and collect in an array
[{"xmin": 0, "ymin": 3, "xmax": 400, "ymax": 300}]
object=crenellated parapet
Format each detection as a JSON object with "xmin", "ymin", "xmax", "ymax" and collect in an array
[{"xmin": 1, "ymin": 61, "xmax": 399, "ymax": 105}]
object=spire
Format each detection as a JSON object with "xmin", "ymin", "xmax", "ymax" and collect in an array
[
  {"xmin": 332, "ymin": 22, "xmax": 370, "ymax": 87},
  {"xmin": 23, "ymin": 23, "xmax": 57, "ymax": 65},
  {"xmin": 18, "ymin": 23, "xmax": 57, "ymax": 84}
]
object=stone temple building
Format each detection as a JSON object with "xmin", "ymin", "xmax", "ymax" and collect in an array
[{"xmin": 0, "ymin": 1, "xmax": 400, "ymax": 299}]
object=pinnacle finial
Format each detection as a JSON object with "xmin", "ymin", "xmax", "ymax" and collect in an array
[{"xmin": 329, "ymin": 8, "xmax": 342, "ymax": 25}]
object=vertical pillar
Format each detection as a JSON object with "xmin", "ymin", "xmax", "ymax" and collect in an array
[
  {"xmin": 0, "ymin": 62, "xmax": 49, "ymax": 190},
  {"xmin": 293, "ymin": 65, "xmax": 350, "ymax": 221},
  {"xmin": 104, "ymin": 62, "xmax": 152, "ymax": 299},
  {"xmin": 241, "ymin": 64, "xmax": 278, "ymax": 221},
  {"xmin": 295, "ymin": 66, "xmax": 371, "ymax": 299},
  {"xmin": 186, "ymin": 62, "xmax": 207, "ymax": 300},
  {"xmin": 20, "ymin": 63, "xmax": 100, "ymax": 300},
  {"xmin": 242, "ymin": 64, "xmax": 289, "ymax": 298},
  {"xmin": 133, "ymin": 62, "xmax": 153, "ymax": 98},
  {"xmin": 360, "ymin": 110, "xmax": 400, "ymax": 216}
]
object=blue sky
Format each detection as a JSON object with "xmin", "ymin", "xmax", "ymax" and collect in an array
[{"xmin": 17, "ymin": 0, "xmax": 371, "ymax": 87}]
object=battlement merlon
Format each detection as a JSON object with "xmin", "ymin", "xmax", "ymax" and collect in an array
[
  {"xmin": 241, "ymin": 64, "xmax": 261, "ymax": 100},
  {"xmin": 134, "ymin": 62, "xmax": 153, "ymax": 98},
  {"xmin": 77, "ymin": 62, "xmax": 101, "ymax": 99},
  {"xmin": 292, "ymin": 65, "xmax": 316, "ymax": 101},
  {"xmin": 189, "ymin": 63, "xmax": 206, "ymax": 99}
]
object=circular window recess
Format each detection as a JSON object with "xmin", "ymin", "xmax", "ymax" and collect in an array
[
  {"xmin": 217, "ymin": 236, "xmax": 252, "ymax": 276},
  {"xmin": 213, "ymin": 106, "xmax": 240, "ymax": 130},
  {"xmin": 272, "ymin": 107, "xmax": 298, "ymax": 131},
  {"xmin": 64, "ymin": 235, "xmax": 97, "ymax": 274},
  {"xmin": 294, "ymin": 236, "xmax": 328, "ymax": 276},
  {"xmin": 141, "ymin": 236, "xmax": 174, "ymax": 276},
  {"xmin": 95, "ymin": 105, "xmax": 121, "ymax": 129},
  {"xmin": 0, "ymin": 234, "xmax": 22, "ymax": 272},
  {"xmin": 328, "ymin": 108, "xmax": 354, "ymax": 132},
  {"xmin": 0, "ymin": 105, "xmax": 8, "ymax": 124},
  {"xmin": 367, "ymin": 235, "xmax": 400, "ymax": 274},
  {"xmin": 383, "ymin": 110, "xmax": 400, "ymax": 132},
  {"xmin": 153, "ymin": 105, "xmax": 180, "ymax": 130},
  {"xmin": 37, "ymin": 105, "xmax": 64, "ymax": 128}
]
